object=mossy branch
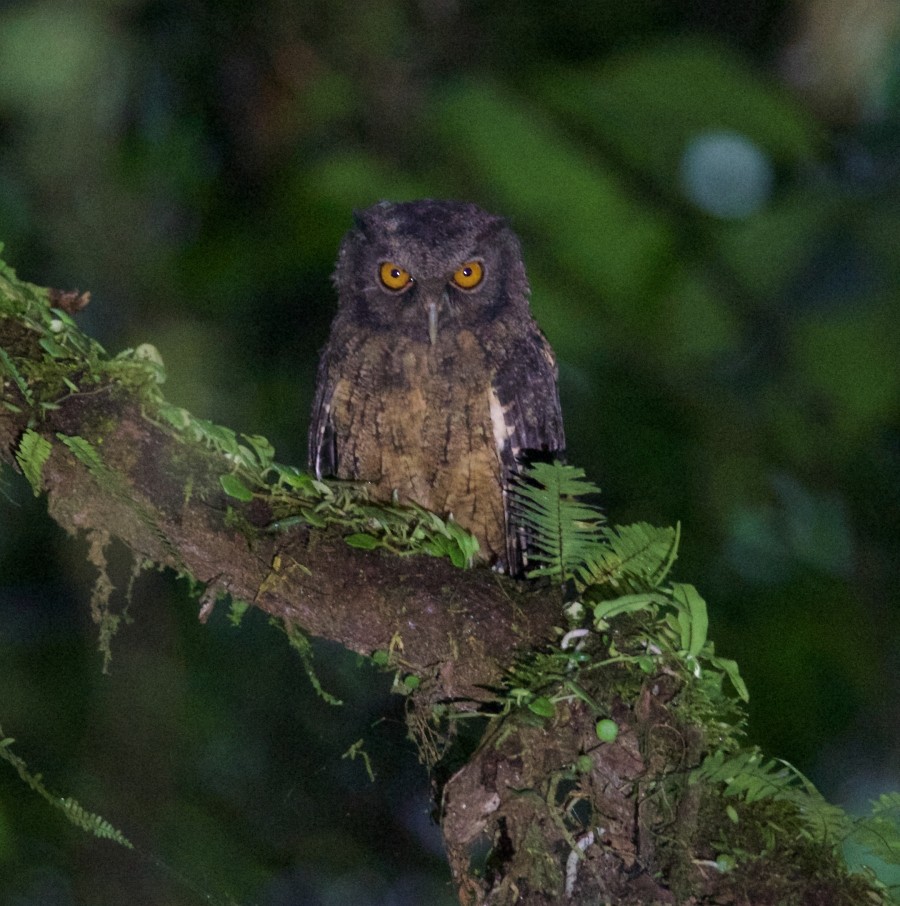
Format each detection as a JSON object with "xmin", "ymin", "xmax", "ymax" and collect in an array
[
  {"xmin": 0, "ymin": 263, "xmax": 556, "ymax": 706},
  {"xmin": 1, "ymin": 257, "xmax": 894, "ymax": 906}
]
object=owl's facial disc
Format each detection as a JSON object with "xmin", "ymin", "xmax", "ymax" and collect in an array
[{"xmin": 374, "ymin": 253, "xmax": 488, "ymax": 344}]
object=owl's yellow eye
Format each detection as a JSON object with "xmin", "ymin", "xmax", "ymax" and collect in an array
[
  {"xmin": 451, "ymin": 261, "xmax": 484, "ymax": 290},
  {"xmin": 379, "ymin": 262, "xmax": 412, "ymax": 291}
]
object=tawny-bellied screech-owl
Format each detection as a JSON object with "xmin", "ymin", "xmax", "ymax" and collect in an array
[{"xmin": 308, "ymin": 200, "xmax": 565, "ymax": 572}]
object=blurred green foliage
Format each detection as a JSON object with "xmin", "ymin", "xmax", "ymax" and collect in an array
[{"xmin": 1, "ymin": 0, "xmax": 899, "ymax": 903}]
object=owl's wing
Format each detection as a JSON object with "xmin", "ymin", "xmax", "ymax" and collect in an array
[
  {"xmin": 489, "ymin": 326, "xmax": 566, "ymax": 573},
  {"xmin": 308, "ymin": 353, "xmax": 339, "ymax": 479}
]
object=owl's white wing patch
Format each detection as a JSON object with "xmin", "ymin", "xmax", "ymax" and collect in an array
[
  {"xmin": 489, "ymin": 386, "xmax": 519, "ymax": 466},
  {"xmin": 489, "ymin": 385, "xmax": 525, "ymax": 571},
  {"xmin": 309, "ymin": 378, "xmax": 340, "ymax": 479},
  {"xmin": 312, "ymin": 397, "xmax": 331, "ymax": 478}
]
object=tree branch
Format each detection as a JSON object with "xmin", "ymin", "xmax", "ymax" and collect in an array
[{"xmin": 1, "ymin": 266, "xmax": 889, "ymax": 906}]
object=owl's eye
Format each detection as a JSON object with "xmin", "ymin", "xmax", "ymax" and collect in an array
[
  {"xmin": 451, "ymin": 261, "xmax": 484, "ymax": 290},
  {"xmin": 379, "ymin": 262, "xmax": 413, "ymax": 291}
]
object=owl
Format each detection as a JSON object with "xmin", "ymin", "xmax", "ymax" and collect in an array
[{"xmin": 308, "ymin": 200, "xmax": 565, "ymax": 573}]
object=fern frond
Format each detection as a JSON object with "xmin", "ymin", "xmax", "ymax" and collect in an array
[
  {"xmin": 0, "ymin": 728, "xmax": 132, "ymax": 848},
  {"xmin": 693, "ymin": 748, "xmax": 849, "ymax": 842},
  {"xmin": 851, "ymin": 793, "xmax": 900, "ymax": 866},
  {"xmin": 576, "ymin": 522, "xmax": 680, "ymax": 594},
  {"xmin": 511, "ymin": 461, "xmax": 604, "ymax": 585},
  {"xmin": 56, "ymin": 433, "xmax": 106, "ymax": 475},
  {"xmin": 59, "ymin": 797, "xmax": 133, "ymax": 847},
  {"xmin": 15, "ymin": 428, "xmax": 52, "ymax": 496},
  {"xmin": 694, "ymin": 748, "xmax": 799, "ymax": 804}
]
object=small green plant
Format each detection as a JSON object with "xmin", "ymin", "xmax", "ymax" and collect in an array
[
  {"xmin": 0, "ymin": 727, "xmax": 132, "ymax": 848},
  {"xmin": 512, "ymin": 461, "xmax": 746, "ymax": 701},
  {"xmin": 511, "ymin": 461, "xmax": 606, "ymax": 585},
  {"xmin": 14, "ymin": 428, "xmax": 52, "ymax": 494},
  {"xmin": 508, "ymin": 461, "xmax": 900, "ymax": 895}
]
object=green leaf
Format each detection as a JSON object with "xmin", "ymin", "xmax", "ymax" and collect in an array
[
  {"xmin": 219, "ymin": 473, "xmax": 254, "ymax": 501},
  {"xmin": 344, "ymin": 533, "xmax": 380, "ymax": 550},
  {"xmin": 241, "ymin": 433, "xmax": 275, "ymax": 467},
  {"xmin": 593, "ymin": 592, "xmax": 668, "ymax": 623},
  {"xmin": 420, "ymin": 519, "xmax": 479, "ymax": 568},
  {"xmin": 15, "ymin": 429, "xmax": 52, "ymax": 496},
  {"xmin": 672, "ymin": 583, "xmax": 708, "ymax": 657},
  {"xmin": 298, "ymin": 508, "xmax": 327, "ymax": 528},
  {"xmin": 38, "ymin": 336, "xmax": 67, "ymax": 358},
  {"xmin": 444, "ymin": 520, "xmax": 479, "ymax": 568},
  {"xmin": 710, "ymin": 655, "xmax": 749, "ymax": 702},
  {"xmin": 187, "ymin": 417, "xmax": 240, "ymax": 455},
  {"xmin": 527, "ymin": 696, "xmax": 556, "ymax": 718}
]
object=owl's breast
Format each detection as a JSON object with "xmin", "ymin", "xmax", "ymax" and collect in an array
[{"xmin": 328, "ymin": 329, "xmax": 507, "ymax": 560}]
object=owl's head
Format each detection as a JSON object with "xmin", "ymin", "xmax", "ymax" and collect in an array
[{"xmin": 333, "ymin": 200, "xmax": 530, "ymax": 343}]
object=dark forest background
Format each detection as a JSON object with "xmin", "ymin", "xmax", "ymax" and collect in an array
[{"xmin": 1, "ymin": 1, "xmax": 899, "ymax": 903}]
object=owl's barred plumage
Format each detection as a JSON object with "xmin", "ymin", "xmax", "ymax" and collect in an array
[{"xmin": 309, "ymin": 200, "xmax": 565, "ymax": 573}]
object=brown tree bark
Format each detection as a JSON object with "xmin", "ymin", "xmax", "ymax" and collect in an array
[{"xmin": 0, "ymin": 276, "xmax": 884, "ymax": 905}]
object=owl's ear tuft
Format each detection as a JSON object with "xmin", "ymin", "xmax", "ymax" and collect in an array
[
  {"xmin": 349, "ymin": 209, "xmax": 374, "ymax": 239},
  {"xmin": 352, "ymin": 201, "xmax": 396, "ymax": 237},
  {"xmin": 350, "ymin": 209, "xmax": 369, "ymax": 232},
  {"xmin": 473, "ymin": 213, "xmax": 508, "ymax": 245}
]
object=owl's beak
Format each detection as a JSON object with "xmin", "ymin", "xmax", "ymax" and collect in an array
[
  {"xmin": 427, "ymin": 300, "xmax": 439, "ymax": 345},
  {"xmin": 425, "ymin": 289, "xmax": 447, "ymax": 346}
]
